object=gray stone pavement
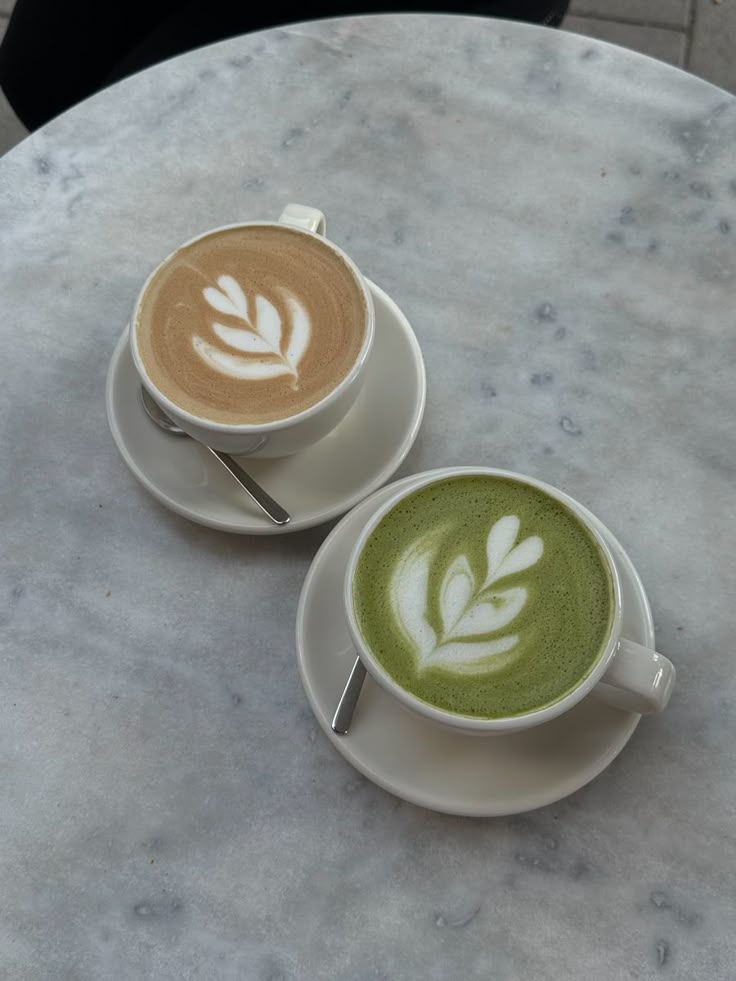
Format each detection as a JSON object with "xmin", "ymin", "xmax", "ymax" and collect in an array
[
  {"xmin": 567, "ymin": 0, "xmax": 736, "ymax": 92},
  {"xmin": 0, "ymin": 0, "xmax": 734, "ymax": 156}
]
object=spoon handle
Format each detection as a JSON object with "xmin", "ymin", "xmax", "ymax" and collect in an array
[
  {"xmin": 207, "ymin": 448, "xmax": 291, "ymax": 526},
  {"xmin": 332, "ymin": 656, "xmax": 367, "ymax": 734}
]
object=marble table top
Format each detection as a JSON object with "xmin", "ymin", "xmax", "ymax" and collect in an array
[{"xmin": 1, "ymin": 14, "xmax": 734, "ymax": 980}]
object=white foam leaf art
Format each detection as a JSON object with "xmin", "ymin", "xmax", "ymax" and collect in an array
[
  {"xmin": 484, "ymin": 514, "xmax": 544, "ymax": 588},
  {"xmin": 191, "ymin": 338, "xmax": 293, "ymax": 380},
  {"xmin": 193, "ymin": 275, "xmax": 311, "ymax": 382},
  {"xmin": 284, "ymin": 297, "xmax": 311, "ymax": 374},
  {"xmin": 254, "ymin": 295, "xmax": 282, "ymax": 351},
  {"xmin": 211, "ymin": 323, "xmax": 272, "ymax": 354},
  {"xmin": 389, "ymin": 515, "xmax": 544, "ymax": 675},
  {"xmin": 203, "ymin": 275, "xmax": 249, "ymax": 320}
]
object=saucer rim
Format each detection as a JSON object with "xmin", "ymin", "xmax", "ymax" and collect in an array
[
  {"xmin": 106, "ymin": 278, "xmax": 427, "ymax": 535},
  {"xmin": 296, "ymin": 469, "xmax": 652, "ymax": 817}
]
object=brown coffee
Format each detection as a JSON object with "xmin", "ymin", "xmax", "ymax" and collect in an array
[{"xmin": 135, "ymin": 225, "xmax": 367, "ymax": 425}]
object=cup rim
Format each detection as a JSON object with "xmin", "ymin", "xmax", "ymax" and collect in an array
[
  {"xmin": 129, "ymin": 220, "xmax": 375, "ymax": 433},
  {"xmin": 343, "ymin": 467, "xmax": 624, "ymax": 733}
]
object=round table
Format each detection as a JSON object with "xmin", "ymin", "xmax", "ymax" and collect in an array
[{"xmin": 1, "ymin": 15, "xmax": 733, "ymax": 979}]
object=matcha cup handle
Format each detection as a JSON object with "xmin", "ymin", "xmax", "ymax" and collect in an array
[{"xmin": 593, "ymin": 639, "xmax": 676, "ymax": 714}]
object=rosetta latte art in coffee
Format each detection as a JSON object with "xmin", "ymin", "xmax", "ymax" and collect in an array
[{"xmin": 135, "ymin": 225, "xmax": 367, "ymax": 425}]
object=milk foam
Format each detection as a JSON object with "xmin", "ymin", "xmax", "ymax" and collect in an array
[
  {"xmin": 388, "ymin": 515, "xmax": 543, "ymax": 675},
  {"xmin": 194, "ymin": 277, "xmax": 311, "ymax": 382}
]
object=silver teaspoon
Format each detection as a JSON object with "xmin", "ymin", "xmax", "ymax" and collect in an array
[
  {"xmin": 332, "ymin": 656, "xmax": 367, "ymax": 734},
  {"xmin": 140, "ymin": 387, "xmax": 291, "ymax": 526}
]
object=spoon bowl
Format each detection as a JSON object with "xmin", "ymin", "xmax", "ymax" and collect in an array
[{"xmin": 140, "ymin": 387, "xmax": 187, "ymax": 434}]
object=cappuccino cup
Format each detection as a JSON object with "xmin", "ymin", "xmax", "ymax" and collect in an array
[
  {"xmin": 344, "ymin": 468, "xmax": 676, "ymax": 734},
  {"xmin": 130, "ymin": 204, "xmax": 375, "ymax": 456}
]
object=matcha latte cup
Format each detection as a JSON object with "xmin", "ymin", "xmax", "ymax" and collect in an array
[{"xmin": 344, "ymin": 468, "xmax": 676, "ymax": 734}]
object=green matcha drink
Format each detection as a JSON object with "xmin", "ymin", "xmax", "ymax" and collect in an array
[{"xmin": 351, "ymin": 475, "xmax": 615, "ymax": 719}]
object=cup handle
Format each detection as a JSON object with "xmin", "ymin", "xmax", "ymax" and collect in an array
[
  {"xmin": 593, "ymin": 639, "xmax": 676, "ymax": 714},
  {"xmin": 279, "ymin": 203, "xmax": 326, "ymax": 236}
]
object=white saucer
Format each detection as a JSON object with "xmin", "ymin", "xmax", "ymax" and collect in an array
[
  {"xmin": 106, "ymin": 280, "xmax": 426, "ymax": 534},
  {"xmin": 296, "ymin": 470, "xmax": 654, "ymax": 817}
]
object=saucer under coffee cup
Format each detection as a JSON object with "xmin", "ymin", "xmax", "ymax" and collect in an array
[{"xmin": 106, "ymin": 277, "xmax": 426, "ymax": 533}]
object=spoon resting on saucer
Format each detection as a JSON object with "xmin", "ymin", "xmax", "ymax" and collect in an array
[
  {"xmin": 332, "ymin": 656, "xmax": 367, "ymax": 734},
  {"xmin": 140, "ymin": 386, "xmax": 291, "ymax": 526}
]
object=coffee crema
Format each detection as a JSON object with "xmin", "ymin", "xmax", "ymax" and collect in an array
[
  {"xmin": 135, "ymin": 225, "xmax": 367, "ymax": 425},
  {"xmin": 352, "ymin": 475, "xmax": 615, "ymax": 719}
]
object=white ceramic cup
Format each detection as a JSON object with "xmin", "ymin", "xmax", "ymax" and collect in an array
[
  {"xmin": 130, "ymin": 204, "xmax": 375, "ymax": 456},
  {"xmin": 344, "ymin": 467, "xmax": 676, "ymax": 734}
]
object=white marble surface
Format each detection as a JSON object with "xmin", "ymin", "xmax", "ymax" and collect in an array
[{"xmin": 1, "ymin": 14, "xmax": 734, "ymax": 980}]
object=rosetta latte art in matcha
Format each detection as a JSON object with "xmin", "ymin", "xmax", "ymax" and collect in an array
[{"xmin": 352, "ymin": 475, "xmax": 615, "ymax": 718}]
